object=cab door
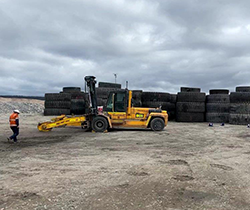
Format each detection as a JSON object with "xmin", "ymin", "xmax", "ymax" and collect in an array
[{"xmin": 106, "ymin": 91, "xmax": 127, "ymax": 125}]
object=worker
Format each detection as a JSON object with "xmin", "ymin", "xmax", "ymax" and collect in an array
[{"xmin": 8, "ymin": 110, "xmax": 20, "ymax": 143}]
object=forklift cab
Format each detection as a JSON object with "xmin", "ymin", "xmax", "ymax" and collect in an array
[{"xmin": 106, "ymin": 90, "xmax": 129, "ymax": 112}]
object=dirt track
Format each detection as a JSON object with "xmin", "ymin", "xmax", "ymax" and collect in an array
[{"xmin": 1, "ymin": 114, "xmax": 250, "ymax": 210}]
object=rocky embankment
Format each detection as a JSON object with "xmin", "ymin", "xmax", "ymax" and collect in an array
[{"xmin": 0, "ymin": 97, "xmax": 44, "ymax": 114}]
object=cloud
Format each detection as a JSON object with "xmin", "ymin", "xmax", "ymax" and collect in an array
[{"xmin": 0, "ymin": 0, "xmax": 250, "ymax": 95}]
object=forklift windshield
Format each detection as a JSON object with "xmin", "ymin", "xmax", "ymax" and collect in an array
[{"xmin": 106, "ymin": 91, "xmax": 128, "ymax": 112}]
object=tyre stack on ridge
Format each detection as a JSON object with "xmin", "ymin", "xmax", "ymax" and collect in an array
[
  {"xmin": 176, "ymin": 87, "xmax": 206, "ymax": 122},
  {"xmin": 206, "ymin": 89, "xmax": 230, "ymax": 123},
  {"xmin": 141, "ymin": 92, "xmax": 174, "ymax": 119},
  {"xmin": 229, "ymin": 86, "xmax": 250, "ymax": 125}
]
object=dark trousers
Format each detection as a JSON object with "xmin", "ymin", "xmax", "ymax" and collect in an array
[{"xmin": 10, "ymin": 126, "xmax": 19, "ymax": 142}]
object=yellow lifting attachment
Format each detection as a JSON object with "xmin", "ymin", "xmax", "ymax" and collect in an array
[{"xmin": 37, "ymin": 115, "xmax": 87, "ymax": 132}]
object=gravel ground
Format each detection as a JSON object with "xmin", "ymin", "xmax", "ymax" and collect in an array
[{"xmin": 0, "ymin": 112, "xmax": 250, "ymax": 210}]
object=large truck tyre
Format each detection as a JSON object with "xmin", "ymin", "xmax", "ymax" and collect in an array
[
  {"xmin": 206, "ymin": 94, "xmax": 230, "ymax": 103},
  {"xmin": 44, "ymin": 108, "xmax": 71, "ymax": 116},
  {"xmin": 176, "ymin": 102, "xmax": 205, "ymax": 113},
  {"xmin": 206, "ymin": 103, "xmax": 230, "ymax": 113},
  {"xmin": 92, "ymin": 116, "xmax": 108, "ymax": 132},
  {"xmin": 236, "ymin": 86, "xmax": 250, "ymax": 92},
  {"xmin": 63, "ymin": 87, "xmax": 81, "ymax": 93},
  {"xmin": 45, "ymin": 101, "xmax": 71, "ymax": 109},
  {"xmin": 45, "ymin": 93, "xmax": 71, "ymax": 101},
  {"xmin": 209, "ymin": 89, "xmax": 229, "ymax": 95},
  {"xmin": 229, "ymin": 114, "xmax": 250, "ymax": 125},
  {"xmin": 230, "ymin": 92, "xmax": 250, "ymax": 103},
  {"xmin": 180, "ymin": 87, "xmax": 201, "ymax": 93},
  {"xmin": 177, "ymin": 93, "xmax": 206, "ymax": 102},
  {"xmin": 150, "ymin": 118, "xmax": 165, "ymax": 131},
  {"xmin": 142, "ymin": 92, "xmax": 171, "ymax": 102}
]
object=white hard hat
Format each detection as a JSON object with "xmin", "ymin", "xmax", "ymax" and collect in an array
[{"xmin": 14, "ymin": 110, "xmax": 20, "ymax": 114}]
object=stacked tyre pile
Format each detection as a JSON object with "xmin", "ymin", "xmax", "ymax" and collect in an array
[
  {"xmin": 206, "ymin": 89, "xmax": 230, "ymax": 123},
  {"xmin": 96, "ymin": 82, "xmax": 122, "ymax": 108},
  {"xmin": 141, "ymin": 92, "xmax": 175, "ymax": 119},
  {"xmin": 229, "ymin": 86, "xmax": 250, "ymax": 125},
  {"xmin": 44, "ymin": 87, "xmax": 87, "ymax": 116},
  {"xmin": 63, "ymin": 87, "xmax": 87, "ymax": 115},
  {"xmin": 132, "ymin": 90, "xmax": 143, "ymax": 107},
  {"xmin": 176, "ymin": 87, "xmax": 206, "ymax": 122},
  {"xmin": 169, "ymin": 94, "xmax": 177, "ymax": 120}
]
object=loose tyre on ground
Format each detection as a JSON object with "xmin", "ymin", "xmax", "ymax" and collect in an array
[
  {"xmin": 92, "ymin": 116, "xmax": 108, "ymax": 132},
  {"xmin": 206, "ymin": 113, "xmax": 229, "ymax": 123},
  {"xmin": 176, "ymin": 112, "xmax": 205, "ymax": 122},
  {"xmin": 229, "ymin": 114, "xmax": 250, "ymax": 125},
  {"xmin": 150, "ymin": 118, "xmax": 165, "ymax": 131}
]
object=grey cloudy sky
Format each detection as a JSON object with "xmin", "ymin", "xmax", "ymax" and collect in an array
[{"xmin": 1, "ymin": 0, "xmax": 250, "ymax": 96}]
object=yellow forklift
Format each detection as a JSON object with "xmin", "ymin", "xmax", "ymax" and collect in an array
[{"xmin": 38, "ymin": 76, "xmax": 168, "ymax": 132}]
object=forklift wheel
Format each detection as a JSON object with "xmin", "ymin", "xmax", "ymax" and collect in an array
[
  {"xmin": 92, "ymin": 116, "xmax": 108, "ymax": 132},
  {"xmin": 150, "ymin": 118, "xmax": 165, "ymax": 131}
]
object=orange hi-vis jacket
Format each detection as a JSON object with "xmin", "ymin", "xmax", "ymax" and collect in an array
[{"xmin": 9, "ymin": 113, "xmax": 19, "ymax": 127}]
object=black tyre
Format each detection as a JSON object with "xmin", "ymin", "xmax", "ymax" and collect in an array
[
  {"xmin": 142, "ymin": 101, "xmax": 175, "ymax": 111},
  {"xmin": 45, "ymin": 101, "xmax": 71, "ymax": 109},
  {"xmin": 70, "ymin": 92, "xmax": 87, "ymax": 99},
  {"xmin": 229, "ymin": 114, "xmax": 250, "ymax": 125},
  {"xmin": 44, "ymin": 108, "xmax": 70, "ymax": 116},
  {"xmin": 150, "ymin": 118, "xmax": 165, "ymax": 131},
  {"xmin": 142, "ymin": 92, "xmax": 171, "ymax": 102},
  {"xmin": 63, "ymin": 87, "xmax": 81, "ymax": 93},
  {"xmin": 236, "ymin": 86, "xmax": 250, "ymax": 92},
  {"xmin": 176, "ymin": 112, "xmax": 205, "ymax": 122},
  {"xmin": 98, "ymin": 82, "xmax": 121, "ymax": 89},
  {"xmin": 96, "ymin": 88, "xmax": 122, "ymax": 98},
  {"xmin": 132, "ymin": 90, "xmax": 143, "ymax": 101},
  {"xmin": 97, "ymin": 98, "xmax": 107, "ymax": 107},
  {"xmin": 177, "ymin": 92, "xmax": 206, "ymax": 102},
  {"xmin": 168, "ymin": 110, "xmax": 176, "ymax": 121},
  {"xmin": 170, "ymin": 94, "xmax": 177, "ymax": 103},
  {"xmin": 206, "ymin": 95, "xmax": 230, "ymax": 103},
  {"xmin": 45, "ymin": 93, "xmax": 71, "ymax": 101},
  {"xmin": 206, "ymin": 103, "xmax": 230, "ymax": 113},
  {"xmin": 132, "ymin": 99, "xmax": 142, "ymax": 107},
  {"xmin": 180, "ymin": 87, "xmax": 201, "ymax": 93},
  {"xmin": 92, "ymin": 116, "xmax": 108, "ymax": 132},
  {"xmin": 230, "ymin": 92, "xmax": 250, "ymax": 103},
  {"xmin": 176, "ymin": 102, "xmax": 205, "ymax": 113},
  {"xmin": 230, "ymin": 103, "xmax": 250, "ymax": 114},
  {"xmin": 209, "ymin": 89, "xmax": 229, "ymax": 95},
  {"xmin": 205, "ymin": 113, "xmax": 229, "ymax": 123}
]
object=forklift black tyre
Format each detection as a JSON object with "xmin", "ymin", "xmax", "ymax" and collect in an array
[
  {"xmin": 150, "ymin": 118, "xmax": 165, "ymax": 131},
  {"xmin": 92, "ymin": 116, "xmax": 108, "ymax": 132}
]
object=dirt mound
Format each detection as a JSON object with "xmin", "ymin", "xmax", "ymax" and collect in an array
[{"xmin": 0, "ymin": 97, "xmax": 44, "ymax": 114}]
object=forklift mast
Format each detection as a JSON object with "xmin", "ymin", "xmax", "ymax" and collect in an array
[{"xmin": 84, "ymin": 76, "xmax": 98, "ymax": 115}]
